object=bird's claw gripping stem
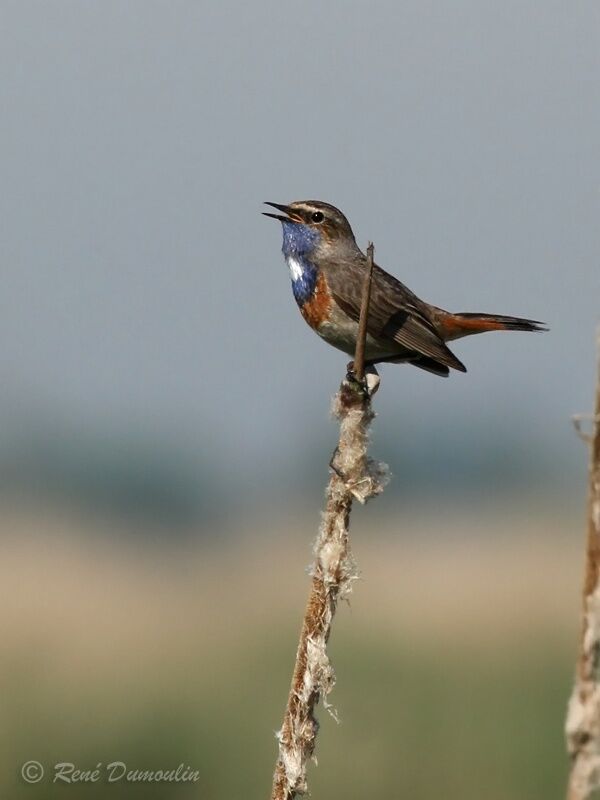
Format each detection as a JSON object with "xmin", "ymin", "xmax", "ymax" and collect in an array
[
  {"xmin": 345, "ymin": 361, "xmax": 368, "ymax": 394},
  {"xmin": 345, "ymin": 361, "xmax": 380, "ymax": 397}
]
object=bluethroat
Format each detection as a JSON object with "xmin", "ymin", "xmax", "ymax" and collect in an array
[{"xmin": 263, "ymin": 200, "xmax": 546, "ymax": 377}]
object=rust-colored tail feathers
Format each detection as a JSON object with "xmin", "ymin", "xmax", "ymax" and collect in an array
[{"xmin": 441, "ymin": 312, "xmax": 548, "ymax": 341}]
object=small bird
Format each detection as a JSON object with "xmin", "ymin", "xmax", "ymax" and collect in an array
[{"xmin": 263, "ymin": 200, "xmax": 546, "ymax": 377}]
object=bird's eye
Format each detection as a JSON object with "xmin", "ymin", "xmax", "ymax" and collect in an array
[{"xmin": 311, "ymin": 211, "xmax": 325, "ymax": 223}]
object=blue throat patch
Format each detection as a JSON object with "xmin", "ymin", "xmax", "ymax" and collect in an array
[
  {"xmin": 281, "ymin": 220, "xmax": 319, "ymax": 258},
  {"xmin": 289, "ymin": 255, "xmax": 317, "ymax": 306},
  {"xmin": 281, "ymin": 221, "xmax": 320, "ymax": 306}
]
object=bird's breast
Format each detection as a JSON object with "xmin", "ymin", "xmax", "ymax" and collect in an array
[
  {"xmin": 286, "ymin": 255, "xmax": 317, "ymax": 304},
  {"xmin": 300, "ymin": 271, "xmax": 333, "ymax": 331},
  {"xmin": 286, "ymin": 255, "xmax": 332, "ymax": 331}
]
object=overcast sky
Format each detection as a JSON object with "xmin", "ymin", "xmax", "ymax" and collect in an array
[{"xmin": 0, "ymin": 2, "xmax": 598, "ymax": 499}]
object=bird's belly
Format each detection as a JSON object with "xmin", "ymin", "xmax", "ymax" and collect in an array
[
  {"xmin": 295, "ymin": 273, "xmax": 404, "ymax": 360},
  {"xmin": 315, "ymin": 304, "xmax": 400, "ymax": 359}
]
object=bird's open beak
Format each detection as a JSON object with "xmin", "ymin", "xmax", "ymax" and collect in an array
[{"xmin": 262, "ymin": 202, "xmax": 302, "ymax": 223}]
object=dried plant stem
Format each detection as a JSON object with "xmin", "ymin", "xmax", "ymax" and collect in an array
[
  {"xmin": 269, "ymin": 244, "xmax": 387, "ymax": 800},
  {"xmin": 353, "ymin": 242, "xmax": 375, "ymax": 382},
  {"xmin": 566, "ymin": 328, "xmax": 600, "ymax": 800}
]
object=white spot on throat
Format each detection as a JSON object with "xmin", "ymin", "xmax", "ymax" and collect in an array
[{"xmin": 286, "ymin": 256, "xmax": 304, "ymax": 282}]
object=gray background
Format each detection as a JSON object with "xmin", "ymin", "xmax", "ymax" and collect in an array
[{"xmin": 1, "ymin": 1, "xmax": 598, "ymax": 517}]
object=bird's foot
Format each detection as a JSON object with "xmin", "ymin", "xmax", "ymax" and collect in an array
[
  {"xmin": 345, "ymin": 362, "xmax": 380, "ymax": 396},
  {"xmin": 345, "ymin": 360, "xmax": 359, "ymax": 383}
]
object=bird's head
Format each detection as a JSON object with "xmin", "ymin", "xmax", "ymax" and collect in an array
[{"xmin": 263, "ymin": 200, "xmax": 356, "ymax": 258}]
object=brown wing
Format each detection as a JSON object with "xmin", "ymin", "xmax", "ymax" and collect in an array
[{"xmin": 327, "ymin": 257, "xmax": 466, "ymax": 372}]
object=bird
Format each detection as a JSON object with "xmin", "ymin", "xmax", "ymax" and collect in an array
[{"xmin": 263, "ymin": 200, "xmax": 546, "ymax": 377}]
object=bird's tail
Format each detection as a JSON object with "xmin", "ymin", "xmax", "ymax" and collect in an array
[{"xmin": 441, "ymin": 312, "xmax": 548, "ymax": 341}]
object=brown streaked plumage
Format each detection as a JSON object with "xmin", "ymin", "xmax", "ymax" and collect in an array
[{"xmin": 264, "ymin": 200, "xmax": 547, "ymax": 377}]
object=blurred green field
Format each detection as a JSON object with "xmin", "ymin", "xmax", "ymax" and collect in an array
[{"xmin": 0, "ymin": 499, "xmax": 585, "ymax": 799}]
